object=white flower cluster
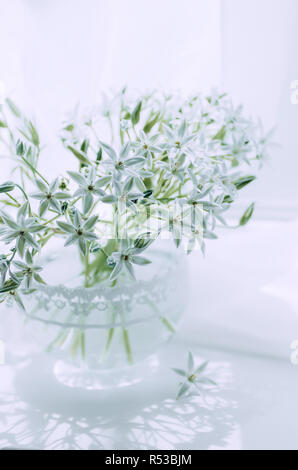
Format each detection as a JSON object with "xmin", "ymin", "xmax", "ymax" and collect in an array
[{"xmin": 0, "ymin": 90, "xmax": 270, "ymax": 309}]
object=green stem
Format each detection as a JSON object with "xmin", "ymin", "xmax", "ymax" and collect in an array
[
  {"xmin": 14, "ymin": 183, "xmax": 32, "ymax": 216},
  {"xmin": 70, "ymin": 330, "xmax": 80, "ymax": 357},
  {"xmin": 99, "ymin": 247, "xmax": 110, "ymax": 258},
  {"xmin": 84, "ymin": 245, "xmax": 90, "ymax": 288},
  {"xmin": 14, "ymin": 183, "xmax": 29, "ymax": 201},
  {"xmin": 21, "ymin": 157, "xmax": 49, "ymax": 185},
  {"xmin": 5, "ymin": 192, "xmax": 20, "ymax": 206},
  {"xmin": 9, "ymin": 248, "xmax": 17, "ymax": 264},
  {"xmin": 132, "ymin": 126, "xmax": 137, "ymax": 138},
  {"xmin": 80, "ymin": 330, "xmax": 86, "ymax": 361},
  {"xmin": 97, "ymin": 219, "xmax": 113, "ymax": 224},
  {"xmin": 70, "ymin": 196, "xmax": 82, "ymax": 207},
  {"xmin": 123, "ymin": 328, "xmax": 133, "ymax": 365},
  {"xmin": 105, "ymin": 327, "xmax": 115, "ymax": 355},
  {"xmin": 44, "ymin": 214, "xmax": 60, "ymax": 226},
  {"xmin": 161, "ymin": 317, "xmax": 176, "ymax": 334},
  {"xmin": 145, "ymin": 297, "xmax": 176, "ymax": 334}
]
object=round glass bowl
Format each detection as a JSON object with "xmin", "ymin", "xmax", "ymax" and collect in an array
[{"xmin": 18, "ymin": 242, "xmax": 188, "ymax": 389}]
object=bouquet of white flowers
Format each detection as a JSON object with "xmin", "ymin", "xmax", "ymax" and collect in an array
[{"xmin": 0, "ymin": 89, "xmax": 270, "ymax": 312}]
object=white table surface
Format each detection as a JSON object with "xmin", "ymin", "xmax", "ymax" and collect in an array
[
  {"xmin": 0, "ymin": 338, "xmax": 297, "ymax": 451},
  {"xmin": 1, "ymin": 219, "xmax": 298, "ymax": 450}
]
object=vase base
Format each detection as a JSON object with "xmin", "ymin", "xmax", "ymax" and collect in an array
[{"xmin": 53, "ymin": 354, "xmax": 160, "ymax": 390}]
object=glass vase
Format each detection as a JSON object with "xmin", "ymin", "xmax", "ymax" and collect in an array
[{"xmin": 17, "ymin": 242, "xmax": 188, "ymax": 389}]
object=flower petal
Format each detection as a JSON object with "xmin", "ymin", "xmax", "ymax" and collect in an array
[
  {"xmin": 83, "ymin": 193, "xmax": 93, "ymax": 214},
  {"xmin": 64, "ymin": 233, "xmax": 78, "ymax": 247},
  {"xmin": 54, "ymin": 192, "xmax": 72, "ymax": 200},
  {"xmin": 109, "ymin": 260, "xmax": 123, "ymax": 282},
  {"xmin": 83, "ymin": 215, "xmax": 98, "ymax": 231},
  {"xmin": 68, "ymin": 171, "xmax": 86, "ymax": 186},
  {"xmin": 39, "ymin": 200, "xmax": 49, "ymax": 217},
  {"xmin": 78, "ymin": 237, "xmax": 87, "ymax": 256},
  {"xmin": 24, "ymin": 233, "xmax": 39, "ymax": 250},
  {"xmin": 57, "ymin": 221, "xmax": 75, "ymax": 234}
]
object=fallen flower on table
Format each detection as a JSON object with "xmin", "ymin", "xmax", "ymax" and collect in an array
[{"xmin": 173, "ymin": 351, "xmax": 217, "ymax": 400}]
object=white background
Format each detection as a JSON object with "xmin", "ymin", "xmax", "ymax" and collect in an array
[{"xmin": 0, "ymin": 0, "xmax": 297, "ymax": 214}]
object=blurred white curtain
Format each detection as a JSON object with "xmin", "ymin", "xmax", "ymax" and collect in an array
[
  {"xmin": 221, "ymin": 0, "xmax": 298, "ymax": 213},
  {"xmin": 96, "ymin": 0, "xmax": 221, "ymax": 93},
  {"xmin": 0, "ymin": 0, "xmax": 221, "ymax": 116},
  {"xmin": 201, "ymin": 0, "xmax": 298, "ymax": 360},
  {"xmin": 0, "ymin": 0, "xmax": 221, "ymax": 177},
  {"xmin": 1, "ymin": 0, "xmax": 298, "ymax": 206},
  {"xmin": 0, "ymin": 1, "xmax": 25, "ymax": 102}
]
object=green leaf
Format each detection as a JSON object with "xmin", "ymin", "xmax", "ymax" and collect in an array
[
  {"xmin": 123, "ymin": 111, "xmax": 131, "ymax": 120},
  {"xmin": 133, "ymin": 233, "xmax": 156, "ymax": 252},
  {"xmin": 63, "ymin": 124, "xmax": 74, "ymax": 132},
  {"xmin": 6, "ymin": 98, "xmax": 21, "ymax": 118},
  {"xmin": 67, "ymin": 145, "xmax": 90, "ymax": 166},
  {"xmin": 0, "ymin": 279, "xmax": 20, "ymax": 294},
  {"xmin": 234, "ymin": 176, "xmax": 256, "ymax": 190},
  {"xmin": 0, "ymin": 199, "xmax": 18, "ymax": 208},
  {"xmin": 16, "ymin": 140, "xmax": 25, "ymax": 156},
  {"xmin": 131, "ymin": 101, "xmax": 142, "ymax": 125},
  {"xmin": 18, "ymin": 129, "xmax": 32, "ymax": 143},
  {"xmin": 0, "ymin": 182, "xmax": 15, "ymax": 193},
  {"xmin": 80, "ymin": 139, "xmax": 89, "ymax": 153},
  {"xmin": 239, "ymin": 202, "xmax": 255, "ymax": 226},
  {"xmin": 213, "ymin": 126, "xmax": 226, "ymax": 141},
  {"xmin": 223, "ymin": 195, "xmax": 234, "ymax": 204},
  {"xmin": 28, "ymin": 121, "xmax": 40, "ymax": 147},
  {"xmin": 96, "ymin": 147, "xmax": 103, "ymax": 162},
  {"xmin": 143, "ymin": 113, "xmax": 160, "ymax": 133},
  {"xmin": 0, "ymin": 120, "xmax": 7, "ymax": 128}
]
